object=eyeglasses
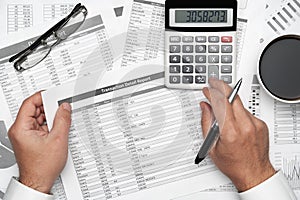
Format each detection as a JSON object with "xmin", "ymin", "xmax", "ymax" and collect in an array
[{"xmin": 9, "ymin": 3, "xmax": 88, "ymax": 72}]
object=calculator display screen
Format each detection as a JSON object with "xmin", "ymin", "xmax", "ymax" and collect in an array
[
  {"xmin": 175, "ymin": 10, "xmax": 228, "ymax": 23},
  {"xmin": 169, "ymin": 8, "xmax": 233, "ymax": 27}
]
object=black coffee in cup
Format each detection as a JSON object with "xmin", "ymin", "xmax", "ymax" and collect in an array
[{"xmin": 258, "ymin": 35, "xmax": 300, "ymax": 103}]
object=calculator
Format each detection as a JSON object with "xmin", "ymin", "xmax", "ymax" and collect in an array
[{"xmin": 165, "ymin": 0, "xmax": 238, "ymax": 89}]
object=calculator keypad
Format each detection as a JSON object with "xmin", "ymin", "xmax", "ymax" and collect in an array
[{"xmin": 166, "ymin": 33, "xmax": 235, "ymax": 89}]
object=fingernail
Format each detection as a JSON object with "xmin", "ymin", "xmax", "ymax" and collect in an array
[{"xmin": 62, "ymin": 103, "xmax": 71, "ymax": 112}]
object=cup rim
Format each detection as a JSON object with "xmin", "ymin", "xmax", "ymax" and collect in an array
[{"xmin": 257, "ymin": 34, "xmax": 300, "ymax": 104}]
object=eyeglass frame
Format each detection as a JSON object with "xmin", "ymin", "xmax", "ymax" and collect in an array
[{"xmin": 9, "ymin": 3, "xmax": 88, "ymax": 72}]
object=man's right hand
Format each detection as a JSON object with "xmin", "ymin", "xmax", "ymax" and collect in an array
[{"xmin": 200, "ymin": 78, "xmax": 276, "ymax": 192}]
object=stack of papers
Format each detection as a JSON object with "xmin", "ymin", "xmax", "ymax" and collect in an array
[{"xmin": 0, "ymin": 0, "xmax": 299, "ymax": 199}]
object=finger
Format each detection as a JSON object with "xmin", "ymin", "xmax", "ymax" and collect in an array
[
  {"xmin": 208, "ymin": 78, "xmax": 243, "ymax": 105},
  {"xmin": 203, "ymin": 87, "xmax": 226, "ymax": 123},
  {"xmin": 18, "ymin": 92, "xmax": 43, "ymax": 120},
  {"xmin": 206, "ymin": 87, "xmax": 236, "ymax": 134},
  {"xmin": 200, "ymin": 101, "xmax": 214, "ymax": 138},
  {"xmin": 36, "ymin": 113, "xmax": 46, "ymax": 126},
  {"xmin": 208, "ymin": 78, "xmax": 244, "ymax": 105},
  {"xmin": 39, "ymin": 105, "xmax": 45, "ymax": 114},
  {"xmin": 207, "ymin": 87, "xmax": 233, "ymax": 121},
  {"xmin": 40, "ymin": 124, "xmax": 49, "ymax": 132},
  {"xmin": 35, "ymin": 107, "xmax": 41, "ymax": 118},
  {"xmin": 208, "ymin": 78, "xmax": 250, "ymax": 125},
  {"xmin": 202, "ymin": 87, "xmax": 211, "ymax": 102},
  {"xmin": 50, "ymin": 103, "xmax": 72, "ymax": 142},
  {"xmin": 35, "ymin": 105, "xmax": 45, "ymax": 117},
  {"xmin": 208, "ymin": 78, "xmax": 230, "ymax": 93}
]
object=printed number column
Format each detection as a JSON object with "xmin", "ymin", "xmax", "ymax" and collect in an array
[{"xmin": 114, "ymin": 99, "xmax": 147, "ymax": 192}]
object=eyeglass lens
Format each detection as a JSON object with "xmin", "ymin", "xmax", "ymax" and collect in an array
[
  {"xmin": 56, "ymin": 7, "xmax": 87, "ymax": 40},
  {"xmin": 15, "ymin": 44, "xmax": 52, "ymax": 71}
]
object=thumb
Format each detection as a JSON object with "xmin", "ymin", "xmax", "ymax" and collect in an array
[
  {"xmin": 50, "ymin": 103, "xmax": 72, "ymax": 141},
  {"xmin": 200, "ymin": 101, "xmax": 214, "ymax": 138}
]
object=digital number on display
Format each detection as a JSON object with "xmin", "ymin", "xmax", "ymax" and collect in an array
[{"xmin": 175, "ymin": 10, "xmax": 228, "ymax": 23}]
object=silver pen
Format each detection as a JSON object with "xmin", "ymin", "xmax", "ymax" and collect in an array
[{"xmin": 195, "ymin": 78, "xmax": 243, "ymax": 164}]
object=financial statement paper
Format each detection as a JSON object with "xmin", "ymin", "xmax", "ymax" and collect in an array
[
  {"xmin": 42, "ymin": 61, "xmax": 231, "ymax": 200},
  {"xmin": 0, "ymin": 0, "xmax": 130, "ymax": 198}
]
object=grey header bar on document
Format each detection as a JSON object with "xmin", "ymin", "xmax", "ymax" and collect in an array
[
  {"xmin": 134, "ymin": 0, "xmax": 165, "ymax": 8},
  {"xmin": 58, "ymin": 72, "xmax": 165, "ymax": 105},
  {"xmin": 72, "ymin": 85, "xmax": 165, "ymax": 113},
  {"xmin": 0, "ymin": 15, "xmax": 104, "ymax": 62}
]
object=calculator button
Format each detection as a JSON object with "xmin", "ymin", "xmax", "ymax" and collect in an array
[
  {"xmin": 170, "ymin": 36, "xmax": 181, "ymax": 43},
  {"xmin": 170, "ymin": 76, "xmax": 181, "ymax": 84},
  {"xmin": 182, "ymin": 55, "xmax": 193, "ymax": 63},
  {"xmin": 221, "ymin": 55, "xmax": 232, "ymax": 63},
  {"xmin": 196, "ymin": 36, "xmax": 207, "ymax": 43},
  {"xmin": 221, "ymin": 45, "xmax": 233, "ymax": 53},
  {"xmin": 208, "ymin": 65, "xmax": 219, "ymax": 79},
  {"xmin": 221, "ymin": 36, "xmax": 233, "ymax": 43},
  {"xmin": 183, "ymin": 36, "xmax": 194, "ymax": 43},
  {"xmin": 195, "ymin": 76, "xmax": 206, "ymax": 84},
  {"xmin": 195, "ymin": 55, "xmax": 206, "ymax": 63},
  {"xmin": 170, "ymin": 65, "xmax": 180, "ymax": 73},
  {"xmin": 195, "ymin": 65, "xmax": 206, "ymax": 73},
  {"xmin": 182, "ymin": 65, "xmax": 193, "ymax": 73},
  {"xmin": 170, "ymin": 45, "xmax": 181, "ymax": 53},
  {"xmin": 208, "ymin": 55, "xmax": 219, "ymax": 63},
  {"xmin": 195, "ymin": 45, "xmax": 206, "ymax": 53},
  {"xmin": 221, "ymin": 65, "xmax": 232, "ymax": 73},
  {"xmin": 221, "ymin": 75, "xmax": 232, "ymax": 84},
  {"xmin": 182, "ymin": 45, "xmax": 194, "ymax": 53},
  {"xmin": 208, "ymin": 45, "xmax": 219, "ymax": 53},
  {"xmin": 182, "ymin": 76, "xmax": 193, "ymax": 84},
  {"xmin": 170, "ymin": 55, "xmax": 181, "ymax": 63},
  {"xmin": 208, "ymin": 36, "xmax": 219, "ymax": 43}
]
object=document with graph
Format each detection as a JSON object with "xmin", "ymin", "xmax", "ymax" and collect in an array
[
  {"xmin": 264, "ymin": 0, "xmax": 300, "ymax": 36},
  {"xmin": 257, "ymin": 0, "xmax": 300, "ymax": 198},
  {"xmin": 260, "ymin": 0, "xmax": 300, "ymax": 50}
]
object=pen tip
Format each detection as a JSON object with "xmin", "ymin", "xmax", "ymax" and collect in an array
[
  {"xmin": 235, "ymin": 78, "xmax": 243, "ymax": 89},
  {"xmin": 194, "ymin": 156, "xmax": 205, "ymax": 165}
]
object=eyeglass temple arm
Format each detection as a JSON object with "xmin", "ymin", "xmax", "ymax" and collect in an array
[{"xmin": 9, "ymin": 3, "xmax": 82, "ymax": 63}]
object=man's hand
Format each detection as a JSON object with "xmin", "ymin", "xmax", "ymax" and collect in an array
[
  {"xmin": 200, "ymin": 79, "xmax": 276, "ymax": 192},
  {"xmin": 8, "ymin": 92, "xmax": 71, "ymax": 194}
]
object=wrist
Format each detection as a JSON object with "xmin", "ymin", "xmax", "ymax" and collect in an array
[
  {"xmin": 233, "ymin": 163, "xmax": 276, "ymax": 192},
  {"xmin": 19, "ymin": 175, "xmax": 53, "ymax": 194}
]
